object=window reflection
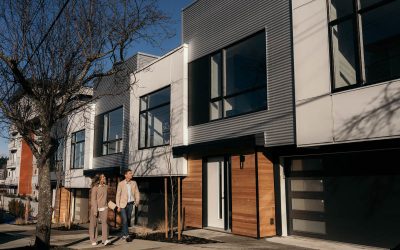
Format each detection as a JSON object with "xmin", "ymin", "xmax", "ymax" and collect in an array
[
  {"xmin": 139, "ymin": 86, "xmax": 170, "ymax": 148},
  {"xmin": 329, "ymin": 0, "xmax": 400, "ymax": 90},
  {"xmin": 71, "ymin": 130, "xmax": 85, "ymax": 169},
  {"xmin": 101, "ymin": 107, "xmax": 123, "ymax": 155}
]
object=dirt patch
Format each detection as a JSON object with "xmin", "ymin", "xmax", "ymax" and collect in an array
[
  {"xmin": 134, "ymin": 232, "xmax": 220, "ymax": 244},
  {"xmin": 52, "ymin": 224, "xmax": 86, "ymax": 231}
]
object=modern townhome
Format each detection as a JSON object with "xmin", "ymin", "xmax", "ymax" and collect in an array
[
  {"xmin": 176, "ymin": 0, "xmax": 295, "ymax": 238},
  {"xmin": 83, "ymin": 53, "xmax": 158, "ymax": 226},
  {"xmin": 52, "ymin": 100, "xmax": 95, "ymax": 225},
  {"xmin": 290, "ymin": 0, "xmax": 400, "ymax": 248},
  {"xmin": 129, "ymin": 45, "xmax": 188, "ymax": 227}
]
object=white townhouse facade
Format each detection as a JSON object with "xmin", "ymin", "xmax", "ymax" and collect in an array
[{"xmin": 129, "ymin": 45, "xmax": 188, "ymax": 227}]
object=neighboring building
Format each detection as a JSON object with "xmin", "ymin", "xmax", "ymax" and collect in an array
[
  {"xmin": 288, "ymin": 0, "xmax": 400, "ymax": 248},
  {"xmin": 130, "ymin": 45, "xmax": 188, "ymax": 227},
  {"xmin": 83, "ymin": 53, "xmax": 158, "ymax": 226},
  {"xmin": 177, "ymin": 0, "xmax": 295, "ymax": 238},
  {"xmin": 5, "ymin": 131, "xmax": 22, "ymax": 195},
  {"xmin": 52, "ymin": 98, "xmax": 95, "ymax": 224},
  {"xmin": 0, "ymin": 158, "xmax": 8, "ymax": 193}
]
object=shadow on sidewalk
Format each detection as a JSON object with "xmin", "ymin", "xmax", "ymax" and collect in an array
[{"xmin": 0, "ymin": 231, "xmax": 29, "ymax": 245}]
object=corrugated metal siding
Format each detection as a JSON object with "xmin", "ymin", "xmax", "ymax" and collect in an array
[
  {"xmin": 183, "ymin": 0, "xmax": 295, "ymax": 147},
  {"xmin": 93, "ymin": 54, "xmax": 157, "ymax": 169}
]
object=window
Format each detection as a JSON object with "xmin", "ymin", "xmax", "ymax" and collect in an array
[
  {"xmin": 329, "ymin": 0, "xmax": 400, "ymax": 91},
  {"xmin": 139, "ymin": 86, "xmax": 170, "ymax": 148},
  {"xmin": 189, "ymin": 31, "xmax": 267, "ymax": 126},
  {"xmin": 52, "ymin": 138, "xmax": 64, "ymax": 171},
  {"xmin": 101, "ymin": 107, "xmax": 123, "ymax": 155},
  {"xmin": 10, "ymin": 152, "xmax": 16, "ymax": 164},
  {"xmin": 71, "ymin": 130, "xmax": 85, "ymax": 169}
]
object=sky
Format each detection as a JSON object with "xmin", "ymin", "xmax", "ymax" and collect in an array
[{"xmin": 0, "ymin": 0, "xmax": 194, "ymax": 158}]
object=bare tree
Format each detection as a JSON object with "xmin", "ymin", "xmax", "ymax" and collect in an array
[{"xmin": 0, "ymin": 0, "xmax": 172, "ymax": 248}]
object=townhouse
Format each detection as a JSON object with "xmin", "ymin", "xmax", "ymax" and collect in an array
[
  {"xmin": 176, "ymin": 0, "xmax": 295, "ymax": 238},
  {"xmin": 288, "ymin": 0, "xmax": 400, "ymax": 248},
  {"xmin": 52, "ymin": 99, "xmax": 95, "ymax": 224},
  {"xmin": 129, "ymin": 45, "xmax": 188, "ymax": 227},
  {"xmin": 83, "ymin": 53, "xmax": 158, "ymax": 226}
]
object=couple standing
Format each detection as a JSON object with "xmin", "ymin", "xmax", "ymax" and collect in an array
[{"xmin": 89, "ymin": 169, "xmax": 140, "ymax": 246}]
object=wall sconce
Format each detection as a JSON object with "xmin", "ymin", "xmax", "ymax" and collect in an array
[{"xmin": 240, "ymin": 155, "xmax": 245, "ymax": 169}]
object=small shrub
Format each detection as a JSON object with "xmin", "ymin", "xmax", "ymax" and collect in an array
[
  {"xmin": 8, "ymin": 199, "xmax": 25, "ymax": 218},
  {"xmin": 154, "ymin": 220, "xmax": 167, "ymax": 233}
]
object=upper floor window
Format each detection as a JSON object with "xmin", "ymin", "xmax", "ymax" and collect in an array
[
  {"xmin": 52, "ymin": 138, "xmax": 64, "ymax": 171},
  {"xmin": 329, "ymin": 0, "xmax": 400, "ymax": 91},
  {"xmin": 189, "ymin": 31, "xmax": 267, "ymax": 126},
  {"xmin": 10, "ymin": 152, "xmax": 16, "ymax": 164},
  {"xmin": 101, "ymin": 107, "xmax": 123, "ymax": 155},
  {"xmin": 71, "ymin": 130, "xmax": 85, "ymax": 169},
  {"xmin": 139, "ymin": 86, "xmax": 170, "ymax": 149}
]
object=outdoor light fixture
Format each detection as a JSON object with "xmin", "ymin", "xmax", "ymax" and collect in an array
[{"xmin": 240, "ymin": 155, "xmax": 245, "ymax": 169}]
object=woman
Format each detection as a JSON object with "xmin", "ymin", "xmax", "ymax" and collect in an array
[{"xmin": 89, "ymin": 173, "xmax": 111, "ymax": 246}]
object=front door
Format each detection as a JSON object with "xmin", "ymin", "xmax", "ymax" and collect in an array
[{"xmin": 206, "ymin": 157, "xmax": 226, "ymax": 229}]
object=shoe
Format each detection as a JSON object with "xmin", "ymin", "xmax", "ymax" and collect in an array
[
  {"xmin": 103, "ymin": 239, "xmax": 111, "ymax": 245},
  {"xmin": 126, "ymin": 236, "xmax": 132, "ymax": 242},
  {"xmin": 91, "ymin": 242, "xmax": 97, "ymax": 246},
  {"xmin": 121, "ymin": 235, "xmax": 128, "ymax": 240}
]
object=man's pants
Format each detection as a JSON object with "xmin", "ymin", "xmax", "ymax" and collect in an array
[
  {"xmin": 120, "ymin": 203, "xmax": 133, "ymax": 237},
  {"xmin": 89, "ymin": 210, "xmax": 108, "ymax": 243}
]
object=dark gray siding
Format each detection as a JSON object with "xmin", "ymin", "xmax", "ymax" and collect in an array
[
  {"xmin": 183, "ymin": 0, "xmax": 294, "ymax": 147},
  {"xmin": 93, "ymin": 54, "xmax": 157, "ymax": 169}
]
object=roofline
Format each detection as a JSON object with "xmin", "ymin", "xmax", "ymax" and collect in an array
[
  {"xmin": 182, "ymin": 0, "xmax": 197, "ymax": 11},
  {"xmin": 133, "ymin": 44, "xmax": 188, "ymax": 74},
  {"xmin": 136, "ymin": 51, "xmax": 159, "ymax": 59}
]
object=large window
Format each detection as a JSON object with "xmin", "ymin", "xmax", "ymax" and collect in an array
[
  {"xmin": 139, "ymin": 86, "xmax": 170, "ymax": 149},
  {"xmin": 189, "ymin": 31, "xmax": 267, "ymax": 126},
  {"xmin": 101, "ymin": 107, "xmax": 123, "ymax": 155},
  {"xmin": 71, "ymin": 130, "xmax": 85, "ymax": 169},
  {"xmin": 329, "ymin": 0, "xmax": 400, "ymax": 91}
]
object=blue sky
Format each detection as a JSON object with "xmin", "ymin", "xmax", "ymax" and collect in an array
[{"xmin": 0, "ymin": 0, "xmax": 193, "ymax": 157}]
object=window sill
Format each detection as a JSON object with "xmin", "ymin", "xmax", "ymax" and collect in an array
[
  {"xmin": 331, "ymin": 77, "xmax": 400, "ymax": 95},
  {"xmin": 138, "ymin": 144, "xmax": 170, "ymax": 150}
]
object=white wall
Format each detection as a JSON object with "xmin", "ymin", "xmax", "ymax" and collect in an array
[
  {"xmin": 129, "ymin": 45, "xmax": 188, "ymax": 176},
  {"xmin": 63, "ymin": 104, "xmax": 95, "ymax": 188},
  {"xmin": 292, "ymin": 0, "xmax": 400, "ymax": 146}
]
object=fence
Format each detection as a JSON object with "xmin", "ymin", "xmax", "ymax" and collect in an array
[{"xmin": 0, "ymin": 195, "xmax": 38, "ymax": 217}]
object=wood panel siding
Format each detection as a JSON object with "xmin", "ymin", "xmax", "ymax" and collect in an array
[
  {"xmin": 257, "ymin": 152, "xmax": 276, "ymax": 237},
  {"xmin": 182, "ymin": 158, "xmax": 202, "ymax": 228},
  {"xmin": 53, "ymin": 187, "xmax": 72, "ymax": 223},
  {"xmin": 231, "ymin": 153, "xmax": 258, "ymax": 237}
]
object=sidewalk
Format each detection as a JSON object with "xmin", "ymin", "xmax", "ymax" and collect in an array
[{"xmin": 0, "ymin": 223, "xmax": 387, "ymax": 250}]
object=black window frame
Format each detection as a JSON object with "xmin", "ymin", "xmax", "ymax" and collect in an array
[
  {"xmin": 328, "ymin": 0, "xmax": 399, "ymax": 92},
  {"xmin": 189, "ymin": 30, "xmax": 267, "ymax": 126},
  {"xmin": 100, "ymin": 106, "xmax": 124, "ymax": 156},
  {"xmin": 71, "ymin": 129, "xmax": 85, "ymax": 169},
  {"xmin": 138, "ymin": 85, "xmax": 171, "ymax": 150},
  {"xmin": 52, "ymin": 137, "xmax": 64, "ymax": 171}
]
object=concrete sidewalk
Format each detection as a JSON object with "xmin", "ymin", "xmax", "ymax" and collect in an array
[{"xmin": 0, "ymin": 223, "xmax": 387, "ymax": 250}]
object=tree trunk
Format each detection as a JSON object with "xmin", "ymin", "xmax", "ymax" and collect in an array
[{"xmin": 35, "ymin": 157, "xmax": 52, "ymax": 249}]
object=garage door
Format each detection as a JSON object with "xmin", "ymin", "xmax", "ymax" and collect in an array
[{"xmin": 286, "ymin": 150, "xmax": 400, "ymax": 249}]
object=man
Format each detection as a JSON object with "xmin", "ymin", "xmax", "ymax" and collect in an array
[{"xmin": 116, "ymin": 169, "xmax": 140, "ymax": 241}]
